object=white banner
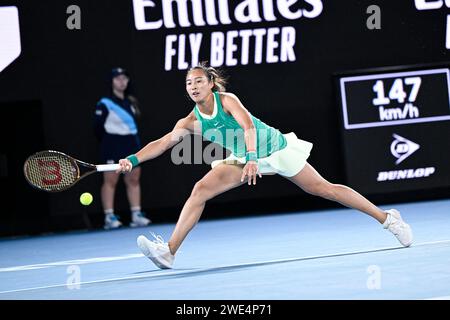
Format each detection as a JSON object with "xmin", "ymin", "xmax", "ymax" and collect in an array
[{"xmin": 0, "ymin": 6, "xmax": 21, "ymax": 73}]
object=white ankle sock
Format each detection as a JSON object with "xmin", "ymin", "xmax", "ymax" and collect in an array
[
  {"xmin": 104, "ymin": 209, "xmax": 114, "ymax": 216},
  {"xmin": 131, "ymin": 206, "xmax": 141, "ymax": 215}
]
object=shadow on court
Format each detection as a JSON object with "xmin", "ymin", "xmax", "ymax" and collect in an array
[{"xmin": 130, "ymin": 245, "xmax": 406, "ymax": 280}]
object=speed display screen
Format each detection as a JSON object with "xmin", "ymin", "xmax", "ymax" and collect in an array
[
  {"xmin": 337, "ymin": 65, "xmax": 450, "ymax": 194},
  {"xmin": 340, "ymin": 68, "xmax": 450, "ymax": 129}
]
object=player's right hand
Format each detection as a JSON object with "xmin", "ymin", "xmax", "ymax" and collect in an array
[
  {"xmin": 116, "ymin": 159, "xmax": 133, "ymax": 173},
  {"xmin": 241, "ymin": 161, "xmax": 261, "ymax": 185}
]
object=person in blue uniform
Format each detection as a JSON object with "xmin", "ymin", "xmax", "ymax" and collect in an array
[{"xmin": 94, "ymin": 67, "xmax": 151, "ymax": 229}]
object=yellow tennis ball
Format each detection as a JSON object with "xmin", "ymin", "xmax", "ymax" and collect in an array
[{"xmin": 80, "ymin": 192, "xmax": 93, "ymax": 206}]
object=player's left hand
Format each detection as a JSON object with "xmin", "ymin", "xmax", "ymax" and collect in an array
[{"xmin": 241, "ymin": 161, "xmax": 262, "ymax": 185}]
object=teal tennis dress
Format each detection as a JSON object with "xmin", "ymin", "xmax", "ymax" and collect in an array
[{"xmin": 193, "ymin": 91, "xmax": 313, "ymax": 177}]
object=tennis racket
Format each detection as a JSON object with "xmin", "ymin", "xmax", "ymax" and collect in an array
[{"xmin": 23, "ymin": 150, "xmax": 121, "ymax": 192}]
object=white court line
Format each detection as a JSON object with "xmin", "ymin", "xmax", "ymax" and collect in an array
[
  {"xmin": 1, "ymin": 239, "xmax": 450, "ymax": 295},
  {"xmin": 0, "ymin": 254, "xmax": 143, "ymax": 272},
  {"xmin": 1, "ymin": 239, "xmax": 449, "ymax": 273},
  {"xmin": 413, "ymin": 239, "xmax": 450, "ymax": 247}
]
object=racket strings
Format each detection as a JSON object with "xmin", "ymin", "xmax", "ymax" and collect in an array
[{"xmin": 24, "ymin": 152, "xmax": 79, "ymax": 192}]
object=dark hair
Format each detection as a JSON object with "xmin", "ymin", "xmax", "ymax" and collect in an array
[
  {"xmin": 109, "ymin": 67, "xmax": 141, "ymax": 118},
  {"xmin": 127, "ymin": 95, "xmax": 141, "ymax": 118},
  {"xmin": 187, "ymin": 61, "xmax": 228, "ymax": 92}
]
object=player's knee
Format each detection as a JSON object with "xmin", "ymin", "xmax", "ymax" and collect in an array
[
  {"xmin": 322, "ymin": 183, "xmax": 340, "ymax": 201},
  {"xmin": 191, "ymin": 181, "xmax": 210, "ymax": 201},
  {"xmin": 308, "ymin": 182, "xmax": 336, "ymax": 200}
]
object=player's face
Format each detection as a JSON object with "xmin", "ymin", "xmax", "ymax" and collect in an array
[
  {"xmin": 186, "ymin": 69, "xmax": 213, "ymax": 102},
  {"xmin": 112, "ymin": 75, "xmax": 129, "ymax": 92}
]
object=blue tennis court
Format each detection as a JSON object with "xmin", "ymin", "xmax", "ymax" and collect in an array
[{"xmin": 0, "ymin": 199, "xmax": 449, "ymax": 300}]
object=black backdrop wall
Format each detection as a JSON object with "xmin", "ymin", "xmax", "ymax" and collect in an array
[{"xmin": 0, "ymin": 0, "xmax": 449, "ymax": 236}]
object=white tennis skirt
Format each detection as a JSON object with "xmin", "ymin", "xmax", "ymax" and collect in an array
[{"xmin": 211, "ymin": 132, "xmax": 313, "ymax": 177}]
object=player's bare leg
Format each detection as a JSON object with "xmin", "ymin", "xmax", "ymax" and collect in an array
[
  {"xmin": 286, "ymin": 163, "xmax": 387, "ymax": 222},
  {"xmin": 137, "ymin": 163, "xmax": 245, "ymax": 268},
  {"xmin": 286, "ymin": 163, "xmax": 413, "ymax": 246},
  {"xmin": 168, "ymin": 164, "xmax": 245, "ymax": 254}
]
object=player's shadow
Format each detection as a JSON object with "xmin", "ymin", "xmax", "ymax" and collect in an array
[{"xmin": 131, "ymin": 245, "xmax": 404, "ymax": 279}]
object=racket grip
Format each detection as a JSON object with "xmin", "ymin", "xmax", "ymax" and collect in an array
[{"xmin": 96, "ymin": 164, "xmax": 121, "ymax": 172}]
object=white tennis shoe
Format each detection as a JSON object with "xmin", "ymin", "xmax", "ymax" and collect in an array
[
  {"xmin": 137, "ymin": 232, "xmax": 174, "ymax": 269},
  {"xmin": 383, "ymin": 209, "xmax": 413, "ymax": 247}
]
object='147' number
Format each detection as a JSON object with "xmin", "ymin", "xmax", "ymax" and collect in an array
[{"xmin": 372, "ymin": 77, "xmax": 422, "ymax": 106}]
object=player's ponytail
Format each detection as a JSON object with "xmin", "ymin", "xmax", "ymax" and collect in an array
[{"xmin": 188, "ymin": 62, "xmax": 228, "ymax": 92}]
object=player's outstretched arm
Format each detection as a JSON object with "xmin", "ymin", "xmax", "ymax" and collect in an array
[
  {"xmin": 220, "ymin": 93, "xmax": 261, "ymax": 185},
  {"xmin": 116, "ymin": 112, "xmax": 198, "ymax": 172}
]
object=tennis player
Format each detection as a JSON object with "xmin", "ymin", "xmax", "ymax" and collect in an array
[{"xmin": 117, "ymin": 63, "xmax": 413, "ymax": 269}]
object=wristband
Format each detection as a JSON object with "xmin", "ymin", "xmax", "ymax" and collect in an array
[
  {"xmin": 126, "ymin": 154, "xmax": 140, "ymax": 168},
  {"xmin": 245, "ymin": 151, "xmax": 258, "ymax": 163}
]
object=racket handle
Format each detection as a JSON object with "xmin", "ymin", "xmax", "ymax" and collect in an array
[{"xmin": 96, "ymin": 164, "xmax": 121, "ymax": 172}]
